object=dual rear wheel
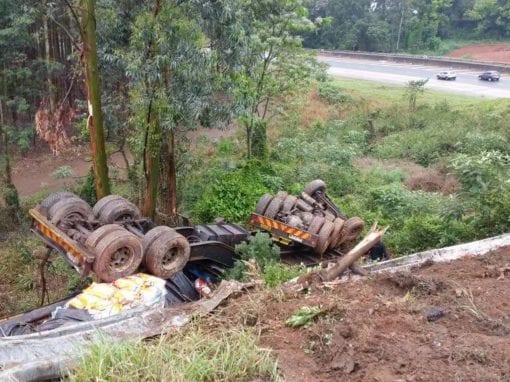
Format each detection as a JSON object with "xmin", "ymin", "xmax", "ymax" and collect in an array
[{"xmin": 40, "ymin": 192, "xmax": 190, "ymax": 282}]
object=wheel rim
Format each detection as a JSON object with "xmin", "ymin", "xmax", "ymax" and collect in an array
[
  {"xmin": 162, "ymin": 247, "xmax": 180, "ymax": 270},
  {"xmin": 109, "ymin": 246, "xmax": 134, "ymax": 272},
  {"xmin": 116, "ymin": 213, "xmax": 134, "ymax": 222},
  {"xmin": 64, "ymin": 212, "xmax": 85, "ymax": 222}
]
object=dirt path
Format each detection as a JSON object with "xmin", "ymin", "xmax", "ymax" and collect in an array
[{"xmin": 449, "ymin": 44, "xmax": 510, "ymax": 64}]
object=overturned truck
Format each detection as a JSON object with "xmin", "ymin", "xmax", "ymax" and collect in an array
[{"xmin": 30, "ymin": 179, "xmax": 367, "ymax": 283}]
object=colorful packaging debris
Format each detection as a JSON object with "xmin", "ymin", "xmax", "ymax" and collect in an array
[{"xmin": 66, "ymin": 273, "xmax": 167, "ymax": 319}]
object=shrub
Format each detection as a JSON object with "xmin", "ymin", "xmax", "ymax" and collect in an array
[
  {"xmin": 194, "ymin": 163, "xmax": 271, "ymax": 223},
  {"xmin": 226, "ymin": 231, "xmax": 281, "ymax": 282},
  {"xmin": 52, "ymin": 165, "xmax": 74, "ymax": 179},
  {"xmin": 262, "ymin": 262, "xmax": 306, "ymax": 288},
  {"xmin": 317, "ymin": 81, "xmax": 351, "ymax": 105}
]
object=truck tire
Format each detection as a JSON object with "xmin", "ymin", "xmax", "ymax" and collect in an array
[
  {"xmin": 92, "ymin": 228, "xmax": 143, "ymax": 282},
  {"xmin": 307, "ymin": 215, "xmax": 325, "ymax": 235},
  {"xmin": 300, "ymin": 211, "xmax": 314, "ymax": 226},
  {"xmin": 48, "ymin": 197, "xmax": 93, "ymax": 225},
  {"xmin": 40, "ymin": 192, "xmax": 76, "ymax": 214},
  {"xmin": 295, "ymin": 199, "xmax": 313, "ymax": 212},
  {"xmin": 85, "ymin": 224, "xmax": 126, "ymax": 249},
  {"xmin": 324, "ymin": 210, "xmax": 336, "ymax": 222},
  {"xmin": 95, "ymin": 196, "xmax": 141, "ymax": 224},
  {"xmin": 264, "ymin": 197, "xmax": 283, "ymax": 219},
  {"xmin": 285, "ymin": 214, "xmax": 303, "ymax": 228},
  {"xmin": 316, "ymin": 220, "xmax": 334, "ymax": 256},
  {"xmin": 92, "ymin": 195, "xmax": 125, "ymax": 217},
  {"xmin": 339, "ymin": 217, "xmax": 365, "ymax": 244},
  {"xmin": 255, "ymin": 194, "xmax": 273, "ymax": 215},
  {"xmin": 329, "ymin": 217, "xmax": 345, "ymax": 249},
  {"xmin": 304, "ymin": 179, "xmax": 326, "ymax": 196},
  {"xmin": 143, "ymin": 226, "xmax": 190, "ymax": 279},
  {"xmin": 281, "ymin": 195, "xmax": 298, "ymax": 213}
]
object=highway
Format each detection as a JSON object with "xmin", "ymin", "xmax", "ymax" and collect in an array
[{"xmin": 319, "ymin": 55, "xmax": 510, "ymax": 98}]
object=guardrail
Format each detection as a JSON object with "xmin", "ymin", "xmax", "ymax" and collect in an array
[{"xmin": 318, "ymin": 49, "xmax": 510, "ymax": 74}]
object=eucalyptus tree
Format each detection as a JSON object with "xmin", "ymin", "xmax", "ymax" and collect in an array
[
  {"xmin": 0, "ymin": 0, "xmax": 42, "ymax": 217},
  {"xmin": 78, "ymin": 0, "xmax": 110, "ymax": 198},
  {"xmin": 127, "ymin": 0, "xmax": 223, "ymax": 219},
  {"xmin": 196, "ymin": 0, "xmax": 323, "ymax": 158}
]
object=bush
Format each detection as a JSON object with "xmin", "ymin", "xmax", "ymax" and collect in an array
[
  {"xmin": 389, "ymin": 214, "xmax": 454, "ymax": 255},
  {"xmin": 262, "ymin": 262, "xmax": 306, "ymax": 288},
  {"xmin": 317, "ymin": 81, "xmax": 351, "ymax": 105},
  {"xmin": 194, "ymin": 163, "xmax": 271, "ymax": 223},
  {"xmin": 226, "ymin": 232, "xmax": 280, "ymax": 281}
]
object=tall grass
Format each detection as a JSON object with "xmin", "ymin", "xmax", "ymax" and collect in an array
[{"xmin": 68, "ymin": 326, "xmax": 280, "ymax": 382}]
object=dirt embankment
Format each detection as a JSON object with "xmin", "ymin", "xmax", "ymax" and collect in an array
[
  {"xmin": 449, "ymin": 44, "xmax": 510, "ymax": 64},
  {"xmin": 213, "ymin": 247, "xmax": 510, "ymax": 381}
]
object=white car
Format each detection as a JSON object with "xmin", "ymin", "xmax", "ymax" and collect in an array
[{"xmin": 437, "ymin": 71, "xmax": 456, "ymax": 81}]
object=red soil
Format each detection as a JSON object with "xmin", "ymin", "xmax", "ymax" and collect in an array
[{"xmin": 449, "ymin": 44, "xmax": 510, "ymax": 64}]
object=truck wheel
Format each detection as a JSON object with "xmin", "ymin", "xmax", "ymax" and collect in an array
[
  {"xmin": 286, "ymin": 214, "xmax": 303, "ymax": 228},
  {"xmin": 92, "ymin": 228, "xmax": 143, "ymax": 282},
  {"xmin": 304, "ymin": 179, "xmax": 326, "ymax": 196},
  {"xmin": 307, "ymin": 215, "xmax": 325, "ymax": 235},
  {"xmin": 340, "ymin": 217, "xmax": 365, "ymax": 243},
  {"xmin": 48, "ymin": 197, "xmax": 93, "ymax": 225},
  {"xmin": 92, "ymin": 195, "xmax": 125, "ymax": 217},
  {"xmin": 281, "ymin": 195, "xmax": 298, "ymax": 213},
  {"xmin": 300, "ymin": 211, "xmax": 314, "ymax": 226},
  {"xmin": 295, "ymin": 199, "xmax": 313, "ymax": 212},
  {"xmin": 143, "ymin": 226, "xmax": 190, "ymax": 279},
  {"xmin": 85, "ymin": 224, "xmax": 126, "ymax": 249},
  {"xmin": 329, "ymin": 217, "xmax": 345, "ymax": 249},
  {"xmin": 255, "ymin": 194, "xmax": 273, "ymax": 215},
  {"xmin": 264, "ymin": 197, "xmax": 283, "ymax": 219},
  {"xmin": 95, "ymin": 195, "xmax": 141, "ymax": 224},
  {"xmin": 324, "ymin": 210, "xmax": 336, "ymax": 222},
  {"xmin": 40, "ymin": 192, "xmax": 76, "ymax": 213},
  {"xmin": 316, "ymin": 220, "xmax": 334, "ymax": 255}
]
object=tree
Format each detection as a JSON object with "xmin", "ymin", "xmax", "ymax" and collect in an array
[
  {"xmin": 79, "ymin": 0, "xmax": 110, "ymax": 198},
  {"xmin": 405, "ymin": 78, "xmax": 428, "ymax": 112},
  {"xmin": 127, "ymin": 0, "xmax": 224, "ymax": 219},
  {"xmin": 466, "ymin": 0, "xmax": 510, "ymax": 37},
  {"xmin": 198, "ymin": 0, "xmax": 322, "ymax": 158}
]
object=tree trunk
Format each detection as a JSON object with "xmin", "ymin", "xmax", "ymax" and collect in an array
[
  {"xmin": 142, "ymin": 115, "xmax": 161, "ymax": 220},
  {"xmin": 43, "ymin": 15, "xmax": 55, "ymax": 113},
  {"xmin": 161, "ymin": 129, "xmax": 177, "ymax": 219},
  {"xmin": 0, "ymin": 99, "xmax": 20, "ymax": 220},
  {"xmin": 79, "ymin": 0, "xmax": 110, "ymax": 199},
  {"xmin": 319, "ymin": 224, "xmax": 387, "ymax": 281}
]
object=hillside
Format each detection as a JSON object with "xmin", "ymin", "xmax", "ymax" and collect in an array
[{"xmin": 449, "ymin": 44, "xmax": 510, "ymax": 64}]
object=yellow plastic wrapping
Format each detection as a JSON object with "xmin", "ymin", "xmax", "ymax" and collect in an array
[{"xmin": 65, "ymin": 273, "xmax": 167, "ymax": 319}]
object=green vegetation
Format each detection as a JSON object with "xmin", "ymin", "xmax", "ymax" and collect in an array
[
  {"xmin": 305, "ymin": 0, "xmax": 510, "ymax": 53},
  {"xmin": 69, "ymin": 327, "xmax": 279, "ymax": 382},
  {"xmin": 286, "ymin": 306, "xmax": 325, "ymax": 328},
  {"xmin": 184, "ymin": 78, "xmax": 510, "ymax": 258}
]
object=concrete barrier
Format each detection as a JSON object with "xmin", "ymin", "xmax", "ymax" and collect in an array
[{"xmin": 318, "ymin": 49, "xmax": 510, "ymax": 74}]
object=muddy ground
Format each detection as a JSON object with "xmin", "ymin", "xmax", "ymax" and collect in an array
[
  {"xmin": 210, "ymin": 247, "xmax": 510, "ymax": 382},
  {"xmin": 449, "ymin": 44, "xmax": 510, "ymax": 64}
]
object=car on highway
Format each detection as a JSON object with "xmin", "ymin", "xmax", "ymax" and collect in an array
[
  {"xmin": 436, "ymin": 71, "xmax": 456, "ymax": 81},
  {"xmin": 478, "ymin": 71, "xmax": 500, "ymax": 81}
]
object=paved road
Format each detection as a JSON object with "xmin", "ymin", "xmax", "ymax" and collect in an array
[{"xmin": 319, "ymin": 55, "xmax": 510, "ymax": 98}]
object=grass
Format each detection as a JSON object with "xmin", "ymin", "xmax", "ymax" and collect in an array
[
  {"xmin": 330, "ymin": 77, "xmax": 500, "ymax": 108},
  {"xmin": 68, "ymin": 326, "xmax": 280, "ymax": 382}
]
